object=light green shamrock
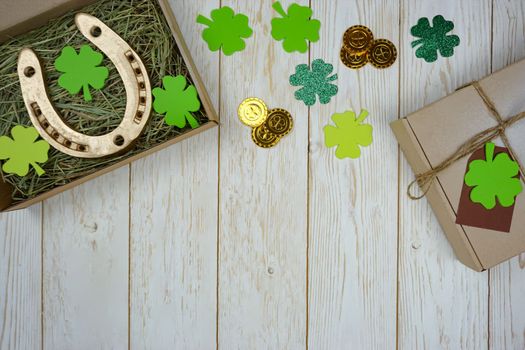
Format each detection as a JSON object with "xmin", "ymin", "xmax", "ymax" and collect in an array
[
  {"xmin": 465, "ymin": 142, "xmax": 522, "ymax": 210},
  {"xmin": 324, "ymin": 110, "xmax": 373, "ymax": 159},
  {"xmin": 55, "ymin": 45, "xmax": 109, "ymax": 102},
  {"xmin": 0, "ymin": 125, "xmax": 50, "ymax": 176},
  {"xmin": 271, "ymin": 1, "xmax": 321, "ymax": 53},
  {"xmin": 197, "ymin": 7, "xmax": 253, "ymax": 56},
  {"xmin": 153, "ymin": 75, "xmax": 201, "ymax": 129}
]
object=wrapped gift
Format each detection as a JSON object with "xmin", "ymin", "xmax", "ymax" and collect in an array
[{"xmin": 391, "ymin": 59, "xmax": 525, "ymax": 271}]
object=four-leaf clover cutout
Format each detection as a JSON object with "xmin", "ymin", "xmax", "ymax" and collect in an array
[
  {"xmin": 411, "ymin": 15, "xmax": 460, "ymax": 63},
  {"xmin": 197, "ymin": 7, "xmax": 253, "ymax": 56},
  {"xmin": 153, "ymin": 75, "xmax": 201, "ymax": 129},
  {"xmin": 324, "ymin": 110, "xmax": 373, "ymax": 159},
  {"xmin": 271, "ymin": 1, "xmax": 321, "ymax": 53},
  {"xmin": 55, "ymin": 45, "xmax": 109, "ymax": 102},
  {"xmin": 464, "ymin": 142, "xmax": 522, "ymax": 210},
  {"xmin": 290, "ymin": 59, "xmax": 338, "ymax": 106},
  {"xmin": 0, "ymin": 126, "xmax": 50, "ymax": 177}
]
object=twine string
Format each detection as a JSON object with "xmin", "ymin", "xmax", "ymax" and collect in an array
[{"xmin": 408, "ymin": 81, "xmax": 525, "ymax": 200}]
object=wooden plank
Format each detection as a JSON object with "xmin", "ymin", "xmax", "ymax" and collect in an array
[
  {"xmin": 398, "ymin": 1, "xmax": 491, "ymax": 349},
  {"xmin": 490, "ymin": 1, "xmax": 525, "ymax": 349},
  {"xmin": 0, "ymin": 206, "xmax": 41, "ymax": 350},
  {"xmin": 129, "ymin": 0, "xmax": 219, "ymax": 348},
  {"xmin": 308, "ymin": 1, "xmax": 399, "ymax": 348},
  {"xmin": 218, "ymin": 1, "xmax": 308, "ymax": 348},
  {"xmin": 43, "ymin": 169, "xmax": 129, "ymax": 349}
]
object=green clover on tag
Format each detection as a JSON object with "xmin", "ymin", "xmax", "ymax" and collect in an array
[
  {"xmin": 465, "ymin": 142, "xmax": 522, "ymax": 210},
  {"xmin": 271, "ymin": 1, "xmax": 321, "ymax": 53},
  {"xmin": 55, "ymin": 45, "xmax": 109, "ymax": 102},
  {"xmin": 197, "ymin": 7, "xmax": 253, "ymax": 56},
  {"xmin": 153, "ymin": 75, "xmax": 201, "ymax": 129}
]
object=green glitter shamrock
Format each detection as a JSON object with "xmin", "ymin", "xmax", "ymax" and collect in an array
[
  {"xmin": 324, "ymin": 110, "xmax": 373, "ymax": 159},
  {"xmin": 410, "ymin": 15, "xmax": 460, "ymax": 63},
  {"xmin": 271, "ymin": 1, "xmax": 321, "ymax": 53},
  {"xmin": 289, "ymin": 58, "xmax": 338, "ymax": 106},
  {"xmin": 54, "ymin": 45, "xmax": 109, "ymax": 102},
  {"xmin": 153, "ymin": 75, "xmax": 201, "ymax": 129},
  {"xmin": 196, "ymin": 7, "xmax": 253, "ymax": 56},
  {"xmin": 0, "ymin": 125, "xmax": 50, "ymax": 176},
  {"xmin": 464, "ymin": 142, "xmax": 522, "ymax": 210}
]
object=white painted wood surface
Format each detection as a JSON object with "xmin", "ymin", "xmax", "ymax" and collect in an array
[
  {"xmin": 308, "ymin": 1, "xmax": 398, "ymax": 349},
  {"xmin": 43, "ymin": 169, "xmax": 129, "ymax": 350},
  {"xmin": 218, "ymin": 1, "xmax": 308, "ymax": 348},
  {"xmin": 0, "ymin": 205, "xmax": 41, "ymax": 350},
  {"xmin": 490, "ymin": 2, "xmax": 525, "ymax": 350},
  {"xmin": 398, "ymin": 2, "xmax": 491, "ymax": 349},
  {"xmin": 1, "ymin": 0, "xmax": 525, "ymax": 349},
  {"xmin": 129, "ymin": 0, "xmax": 219, "ymax": 348}
]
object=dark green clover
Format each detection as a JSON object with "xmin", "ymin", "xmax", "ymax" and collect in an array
[
  {"xmin": 411, "ymin": 15, "xmax": 460, "ymax": 63},
  {"xmin": 289, "ymin": 58, "xmax": 338, "ymax": 107}
]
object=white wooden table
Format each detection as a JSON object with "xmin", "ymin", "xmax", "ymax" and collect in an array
[{"xmin": 1, "ymin": 0, "xmax": 525, "ymax": 349}]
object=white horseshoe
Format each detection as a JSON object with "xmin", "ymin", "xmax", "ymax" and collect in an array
[{"xmin": 17, "ymin": 13, "xmax": 152, "ymax": 158}]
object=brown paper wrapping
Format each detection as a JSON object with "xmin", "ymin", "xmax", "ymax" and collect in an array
[{"xmin": 391, "ymin": 59, "xmax": 525, "ymax": 271}]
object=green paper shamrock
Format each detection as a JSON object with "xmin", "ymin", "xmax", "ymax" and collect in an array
[
  {"xmin": 153, "ymin": 75, "xmax": 201, "ymax": 129},
  {"xmin": 196, "ymin": 7, "xmax": 253, "ymax": 56},
  {"xmin": 410, "ymin": 15, "xmax": 460, "ymax": 63},
  {"xmin": 55, "ymin": 45, "xmax": 109, "ymax": 102},
  {"xmin": 0, "ymin": 125, "xmax": 50, "ymax": 176},
  {"xmin": 289, "ymin": 58, "xmax": 338, "ymax": 106},
  {"xmin": 324, "ymin": 109, "xmax": 373, "ymax": 159},
  {"xmin": 271, "ymin": 1, "xmax": 321, "ymax": 53},
  {"xmin": 464, "ymin": 143, "xmax": 522, "ymax": 210}
]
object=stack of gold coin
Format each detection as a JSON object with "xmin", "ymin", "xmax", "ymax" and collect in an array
[
  {"xmin": 238, "ymin": 98, "xmax": 294, "ymax": 148},
  {"xmin": 340, "ymin": 25, "xmax": 397, "ymax": 69}
]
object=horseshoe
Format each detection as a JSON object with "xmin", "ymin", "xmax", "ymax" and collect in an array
[{"xmin": 17, "ymin": 13, "xmax": 152, "ymax": 158}]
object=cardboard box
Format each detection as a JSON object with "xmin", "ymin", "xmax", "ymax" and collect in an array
[
  {"xmin": 391, "ymin": 59, "xmax": 525, "ymax": 271},
  {"xmin": 0, "ymin": 0, "xmax": 218, "ymax": 212}
]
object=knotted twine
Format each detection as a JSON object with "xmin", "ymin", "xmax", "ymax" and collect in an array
[{"xmin": 408, "ymin": 81, "xmax": 525, "ymax": 200}]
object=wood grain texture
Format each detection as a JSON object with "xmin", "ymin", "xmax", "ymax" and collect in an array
[
  {"xmin": 129, "ymin": 0, "xmax": 219, "ymax": 347},
  {"xmin": 0, "ymin": 206, "xmax": 41, "ymax": 350},
  {"xmin": 398, "ymin": 1, "xmax": 492, "ymax": 349},
  {"xmin": 218, "ymin": 1, "xmax": 308, "ymax": 348},
  {"xmin": 43, "ymin": 169, "xmax": 129, "ymax": 350},
  {"xmin": 308, "ymin": 1, "xmax": 399, "ymax": 349},
  {"xmin": 2, "ymin": 1, "xmax": 525, "ymax": 348},
  {"xmin": 490, "ymin": 2, "xmax": 525, "ymax": 349}
]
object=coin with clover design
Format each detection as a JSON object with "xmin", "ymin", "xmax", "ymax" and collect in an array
[
  {"xmin": 340, "ymin": 25, "xmax": 397, "ymax": 70},
  {"xmin": 340, "ymin": 47, "xmax": 369, "ymax": 69},
  {"xmin": 343, "ymin": 25, "xmax": 374, "ymax": 54},
  {"xmin": 265, "ymin": 108, "xmax": 293, "ymax": 137},
  {"xmin": 239, "ymin": 98, "xmax": 293, "ymax": 148},
  {"xmin": 238, "ymin": 97, "xmax": 268, "ymax": 128},
  {"xmin": 251, "ymin": 124, "xmax": 281, "ymax": 148},
  {"xmin": 367, "ymin": 39, "xmax": 397, "ymax": 68}
]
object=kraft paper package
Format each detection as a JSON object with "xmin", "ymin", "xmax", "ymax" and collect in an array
[{"xmin": 391, "ymin": 59, "xmax": 525, "ymax": 271}]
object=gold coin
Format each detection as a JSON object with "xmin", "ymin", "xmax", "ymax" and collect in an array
[
  {"xmin": 252, "ymin": 124, "xmax": 280, "ymax": 148},
  {"xmin": 343, "ymin": 25, "xmax": 374, "ymax": 54},
  {"xmin": 265, "ymin": 108, "xmax": 293, "ymax": 137},
  {"xmin": 238, "ymin": 97, "xmax": 268, "ymax": 127},
  {"xmin": 340, "ymin": 46, "xmax": 369, "ymax": 69},
  {"xmin": 367, "ymin": 39, "xmax": 397, "ymax": 69}
]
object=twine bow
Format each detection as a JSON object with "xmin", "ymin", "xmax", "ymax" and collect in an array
[{"xmin": 408, "ymin": 81, "xmax": 525, "ymax": 200}]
